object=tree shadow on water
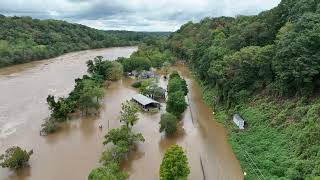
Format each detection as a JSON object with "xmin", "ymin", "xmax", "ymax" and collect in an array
[{"xmin": 158, "ymin": 126, "xmax": 186, "ymax": 153}]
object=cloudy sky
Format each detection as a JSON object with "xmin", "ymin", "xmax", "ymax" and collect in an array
[{"xmin": 0, "ymin": 0, "xmax": 281, "ymax": 31}]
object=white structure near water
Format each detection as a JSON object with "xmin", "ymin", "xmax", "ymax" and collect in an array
[
  {"xmin": 233, "ymin": 114, "xmax": 245, "ymax": 129},
  {"xmin": 131, "ymin": 94, "xmax": 160, "ymax": 109}
]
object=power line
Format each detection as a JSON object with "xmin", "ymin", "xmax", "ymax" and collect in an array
[{"xmin": 235, "ymin": 136, "xmax": 266, "ymax": 180}]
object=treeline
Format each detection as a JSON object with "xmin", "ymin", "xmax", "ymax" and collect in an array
[
  {"xmin": 117, "ymin": 44, "xmax": 176, "ymax": 73},
  {"xmin": 163, "ymin": 0, "xmax": 320, "ymax": 179},
  {"xmin": 42, "ymin": 56, "xmax": 123, "ymax": 134},
  {"xmin": 0, "ymin": 15, "xmax": 169, "ymax": 68},
  {"xmin": 159, "ymin": 71, "xmax": 188, "ymax": 135}
]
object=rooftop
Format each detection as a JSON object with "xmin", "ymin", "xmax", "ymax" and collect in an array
[{"xmin": 132, "ymin": 94, "xmax": 160, "ymax": 106}]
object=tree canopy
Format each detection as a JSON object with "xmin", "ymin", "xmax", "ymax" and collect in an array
[
  {"xmin": 0, "ymin": 15, "xmax": 169, "ymax": 68},
  {"xmin": 160, "ymin": 145, "xmax": 190, "ymax": 180}
]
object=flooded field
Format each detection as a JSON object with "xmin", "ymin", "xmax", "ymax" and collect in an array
[{"xmin": 0, "ymin": 47, "xmax": 243, "ymax": 180}]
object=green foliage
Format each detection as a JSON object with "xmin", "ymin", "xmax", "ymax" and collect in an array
[
  {"xmin": 159, "ymin": 113, "xmax": 178, "ymax": 135},
  {"xmin": 87, "ymin": 56, "xmax": 113, "ymax": 80},
  {"xmin": 88, "ymin": 163, "xmax": 128, "ymax": 180},
  {"xmin": 103, "ymin": 126, "xmax": 145, "ymax": 147},
  {"xmin": 167, "ymin": 76, "xmax": 188, "ymax": 96},
  {"xmin": 131, "ymin": 81, "xmax": 142, "ymax": 88},
  {"xmin": 119, "ymin": 101, "xmax": 139, "ymax": 128},
  {"xmin": 119, "ymin": 45, "xmax": 175, "ymax": 72},
  {"xmin": 139, "ymin": 78, "xmax": 155, "ymax": 93},
  {"xmin": 200, "ymin": 83, "xmax": 320, "ymax": 180},
  {"xmin": 121, "ymin": 56, "xmax": 151, "ymax": 72},
  {"xmin": 165, "ymin": 71, "xmax": 188, "ymax": 118},
  {"xmin": 109, "ymin": 61, "xmax": 123, "ymax": 81},
  {"xmin": 78, "ymin": 79, "xmax": 104, "ymax": 114},
  {"xmin": 40, "ymin": 119, "xmax": 59, "ymax": 134},
  {"xmin": 143, "ymin": 83, "xmax": 164, "ymax": 99},
  {"xmin": 162, "ymin": 1, "xmax": 320, "ymax": 179},
  {"xmin": 273, "ymin": 13, "xmax": 320, "ymax": 95},
  {"xmin": 166, "ymin": 91, "xmax": 187, "ymax": 118},
  {"xmin": 0, "ymin": 15, "xmax": 168, "ymax": 68},
  {"xmin": 0, "ymin": 146, "xmax": 33, "ymax": 170},
  {"xmin": 160, "ymin": 145, "xmax": 190, "ymax": 180},
  {"xmin": 46, "ymin": 95, "xmax": 71, "ymax": 120},
  {"xmin": 93, "ymin": 100, "xmax": 145, "ymax": 180},
  {"xmin": 42, "ymin": 56, "xmax": 118, "ymax": 134}
]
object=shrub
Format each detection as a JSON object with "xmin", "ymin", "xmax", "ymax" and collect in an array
[
  {"xmin": 40, "ymin": 119, "xmax": 59, "ymax": 135},
  {"xmin": 88, "ymin": 163, "xmax": 128, "ymax": 180},
  {"xmin": 159, "ymin": 113, "xmax": 178, "ymax": 135},
  {"xmin": 0, "ymin": 146, "xmax": 33, "ymax": 169},
  {"xmin": 131, "ymin": 81, "xmax": 142, "ymax": 88}
]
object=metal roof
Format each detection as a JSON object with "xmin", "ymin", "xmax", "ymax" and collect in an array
[{"xmin": 132, "ymin": 94, "xmax": 160, "ymax": 106}]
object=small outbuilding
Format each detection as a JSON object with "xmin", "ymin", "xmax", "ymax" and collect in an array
[
  {"xmin": 233, "ymin": 114, "xmax": 246, "ymax": 129},
  {"xmin": 131, "ymin": 94, "xmax": 160, "ymax": 110}
]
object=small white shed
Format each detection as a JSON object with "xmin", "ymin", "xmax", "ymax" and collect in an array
[{"xmin": 233, "ymin": 114, "xmax": 245, "ymax": 129}]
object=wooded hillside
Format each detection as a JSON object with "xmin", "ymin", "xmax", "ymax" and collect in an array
[
  {"xmin": 0, "ymin": 15, "xmax": 168, "ymax": 67},
  {"xmin": 162, "ymin": 0, "xmax": 320, "ymax": 179}
]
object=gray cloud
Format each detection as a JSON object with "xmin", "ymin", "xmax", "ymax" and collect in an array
[{"xmin": 0, "ymin": 0, "xmax": 281, "ymax": 31}]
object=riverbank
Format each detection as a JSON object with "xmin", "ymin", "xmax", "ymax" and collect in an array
[{"xmin": 198, "ymin": 81, "xmax": 320, "ymax": 179}]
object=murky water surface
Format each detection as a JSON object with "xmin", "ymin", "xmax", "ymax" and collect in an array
[{"xmin": 0, "ymin": 47, "xmax": 243, "ymax": 180}]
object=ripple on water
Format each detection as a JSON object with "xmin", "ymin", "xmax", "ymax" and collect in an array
[{"xmin": 0, "ymin": 117, "xmax": 21, "ymax": 139}]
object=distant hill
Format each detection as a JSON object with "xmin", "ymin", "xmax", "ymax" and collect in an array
[{"xmin": 0, "ymin": 15, "xmax": 169, "ymax": 67}]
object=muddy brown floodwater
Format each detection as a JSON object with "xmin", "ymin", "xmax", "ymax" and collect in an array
[{"xmin": 0, "ymin": 47, "xmax": 243, "ymax": 180}]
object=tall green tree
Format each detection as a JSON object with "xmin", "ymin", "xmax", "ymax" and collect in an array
[
  {"xmin": 160, "ymin": 145, "xmax": 190, "ymax": 180},
  {"xmin": 273, "ymin": 13, "xmax": 320, "ymax": 95},
  {"xmin": 166, "ymin": 91, "xmax": 187, "ymax": 117}
]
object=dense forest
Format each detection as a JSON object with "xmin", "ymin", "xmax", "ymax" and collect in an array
[
  {"xmin": 160, "ymin": 0, "xmax": 320, "ymax": 179},
  {"xmin": 0, "ymin": 15, "xmax": 168, "ymax": 68}
]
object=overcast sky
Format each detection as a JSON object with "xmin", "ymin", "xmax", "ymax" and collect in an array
[{"xmin": 0, "ymin": 0, "xmax": 281, "ymax": 31}]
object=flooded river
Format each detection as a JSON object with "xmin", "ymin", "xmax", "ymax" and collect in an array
[{"xmin": 0, "ymin": 47, "xmax": 243, "ymax": 180}]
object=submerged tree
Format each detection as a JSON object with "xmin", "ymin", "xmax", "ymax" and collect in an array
[
  {"xmin": 0, "ymin": 146, "xmax": 33, "ymax": 170},
  {"xmin": 109, "ymin": 61, "xmax": 124, "ymax": 81},
  {"xmin": 159, "ymin": 113, "xmax": 178, "ymax": 135},
  {"xmin": 88, "ymin": 163, "xmax": 128, "ymax": 180},
  {"xmin": 78, "ymin": 79, "xmax": 104, "ymax": 114},
  {"xmin": 119, "ymin": 101, "xmax": 139, "ymax": 128}
]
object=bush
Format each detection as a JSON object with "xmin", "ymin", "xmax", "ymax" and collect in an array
[
  {"xmin": 0, "ymin": 146, "xmax": 33, "ymax": 169},
  {"xmin": 41, "ymin": 119, "xmax": 59, "ymax": 135},
  {"xmin": 88, "ymin": 163, "xmax": 128, "ymax": 180},
  {"xmin": 159, "ymin": 113, "xmax": 178, "ymax": 135},
  {"xmin": 160, "ymin": 145, "xmax": 190, "ymax": 180},
  {"xmin": 131, "ymin": 81, "xmax": 142, "ymax": 88}
]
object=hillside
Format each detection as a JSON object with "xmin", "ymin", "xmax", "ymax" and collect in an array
[
  {"xmin": 0, "ymin": 15, "xmax": 168, "ymax": 68},
  {"xmin": 163, "ymin": 0, "xmax": 320, "ymax": 179}
]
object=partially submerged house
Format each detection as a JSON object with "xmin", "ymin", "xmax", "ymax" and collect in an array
[
  {"xmin": 145, "ymin": 85, "xmax": 166, "ymax": 99},
  {"xmin": 131, "ymin": 94, "xmax": 160, "ymax": 110},
  {"xmin": 233, "ymin": 114, "xmax": 246, "ymax": 129},
  {"xmin": 138, "ymin": 71, "xmax": 158, "ymax": 79}
]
